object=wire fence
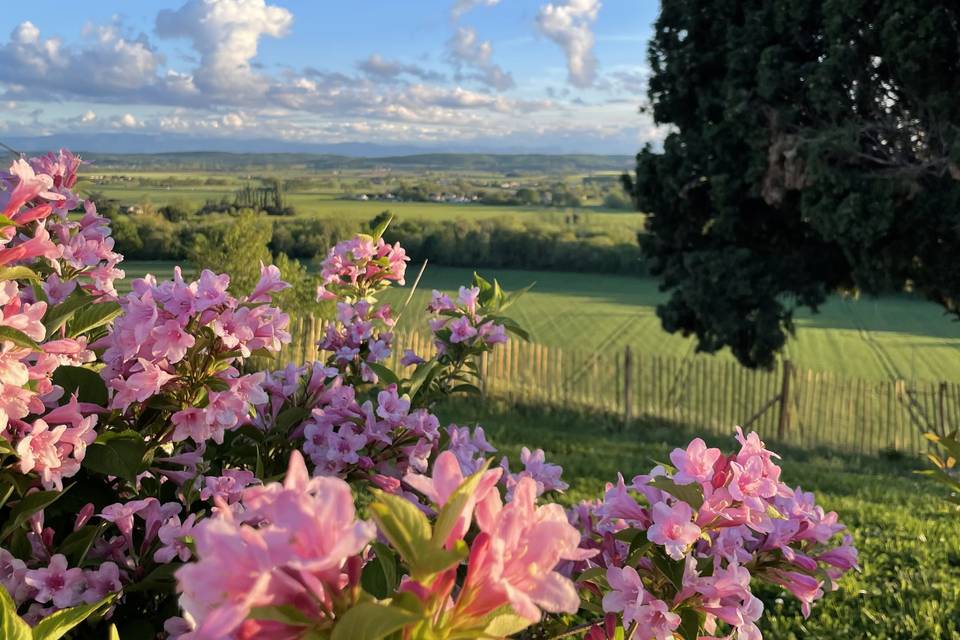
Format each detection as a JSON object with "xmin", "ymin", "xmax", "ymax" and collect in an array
[{"xmin": 274, "ymin": 315, "xmax": 955, "ymax": 456}]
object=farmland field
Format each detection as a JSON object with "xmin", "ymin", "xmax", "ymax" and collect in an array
[{"xmin": 119, "ymin": 260, "xmax": 960, "ymax": 382}]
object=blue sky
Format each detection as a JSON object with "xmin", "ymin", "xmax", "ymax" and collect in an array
[{"xmin": 0, "ymin": 0, "xmax": 661, "ymax": 153}]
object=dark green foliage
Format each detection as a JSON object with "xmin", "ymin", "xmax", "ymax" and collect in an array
[
  {"xmin": 383, "ymin": 217, "xmax": 646, "ymax": 275},
  {"xmin": 626, "ymin": 1, "xmax": 960, "ymax": 368}
]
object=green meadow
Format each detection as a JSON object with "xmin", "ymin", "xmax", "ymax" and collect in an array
[{"xmin": 118, "ymin": 261, "xmax": 960, "ymax": 383}]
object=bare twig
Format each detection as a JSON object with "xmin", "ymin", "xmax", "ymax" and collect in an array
[
  {"xmin": 393, "ymin": 259, "xmax": 428, "ymax": 325},
  {"xmin": 0, "ymin": 141, "xmax": 23, "ymax": 157}
]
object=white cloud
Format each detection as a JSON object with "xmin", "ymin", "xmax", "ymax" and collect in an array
[
  {"xmin": 111, "ymin": 113, "xmax": 141, "ymax": 128},
  {"xmin": 536, "ymin": 0, "xmax": 601, "ymax": 88},
  {"xmin": 450, "ymin": 0, "xmax": 500, "ymax": 19},
  {"xmin": 155, "ymin": 0, "xmax": 293, "ymax": 96},
  {"xmin": 447, "ymin": 27, "xmax": 514, "ymax": 91},
  {"xmin": 80, "ymin": 110, "xmax": 97, "ymax": 123},
  {"xmin": 0, "ymin": 20, "xmax": 177, "ymax": 100}
]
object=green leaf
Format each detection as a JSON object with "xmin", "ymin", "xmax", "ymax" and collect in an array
[
  {"xmin": 676, "ymin": 607, "xmax": 705, "ymax": 640},
  {"xmin": 651, "ymin": 549, "xmax": 686, "ymax": 593},
  {"xmin": 432, "ymin": 459, "xmax": 491, "ymax": 547},
  {"xmin": 122, "ymin": 562, "xmax": 179, "ymax": 594},
  {"xmin": 0, "ymin": 437, "xmax": 15, "ymax": 458},
  {"xmin": 0, "ymin": 585, "xmax": 30, "ymax": 640},
  {"xmin": 248, "ymin": 605, "xmax": 313, "ymax": 627},
  {"xmin": 66, "ymin": 302, "xmax": 122, "ymax": 338},
  {"xmin": 411, "ymin": 540, "xmax": 468, "ymax": 577},
  {"xmin": 43, "ymin": 293, "xmax": 93, "ymax": 336},
  {"xmin": 275, "ymin": 407, "xmax": 311, "ymax": 433},
  {"xmin": 0, "ymin": 266, "xmax": 40, "ymax": 282},
  {"xmin": 450, "ymin": 383, "xmax": 482, "ymax": 396},
  {"xmin": 368, "ymin": 491, "xmax": 432, "ymax": 566},
  {"xmin": 51, "ymin": 366, "xmax": 109, "ymax": 406},
  {"xmin": 371, "ymin": 212, "xmax": 394, "ymax": 240},
  {"xmin": 365, "ymin": 362, "xmax": 400, "ymax": 386},
  {"xmin": 361, "ymin": 542, "xmax": 399, "ymax": 599},
  {"xmin": 82, "ymin": 435, "xmax": 147, "ymax": 483},
  {"xmin": 330, "ymin": 601, "xmax": 421, "ymax": 640},
  {"xmin": 0, "ymin": 326, "xmax": 40, "ymax": 350},
  {"xmin": 0, "ymin": 489, "xmax": 68, "ymax": 542},
  {"xmin": 57, "ymin": 523, "xmax": 107, "ymax": 566},
  {"xmin": 108, "ymin": 624, "xmax": 120, "ymax": 640},
  {"xmin": 649, "ymin": 477, "xmax": 704, "ymax": 510},
  {"xmin": 480, "ymin": 611, "xmax": 533, "ymax": 638},
  {"xmin": 31, "ymin": 593, "xmax": 117, "ymax": 640},
  {"xmin": 0, "ymin": 215, "xmax": 17, "ymax": 228},
  {"xmin": 406, "ymin": 361, "xmax": 438, "ymax": 399}
]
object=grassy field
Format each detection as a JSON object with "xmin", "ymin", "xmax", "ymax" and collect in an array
[
  {"xmin": 117, "ymin": 261, "xmax": 960, "ymax": 382},
  {"xmin": 75, "ymin": 173, "xmax": 645, "ymax": 229},
  {"xmin": 438, "ymin": 398, "xmax": 960, "ymax": 639}
]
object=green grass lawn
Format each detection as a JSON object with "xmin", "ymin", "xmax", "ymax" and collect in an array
[
  {"xmin": 117, "ymin": 261, "xmax": 960, "ymax": 382},
  {"xmin": 438, "ymin": 398, "xmax": 960, "ymax": 639}
]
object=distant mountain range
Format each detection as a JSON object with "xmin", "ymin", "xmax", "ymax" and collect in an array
[{"xmin": 0, "ymin": 134, "xmax": 635, "ymax": 173}]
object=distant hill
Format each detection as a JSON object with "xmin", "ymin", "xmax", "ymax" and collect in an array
[{"xmin": 0, "ymin": 134, "xmax": 633, "ymax": 174}]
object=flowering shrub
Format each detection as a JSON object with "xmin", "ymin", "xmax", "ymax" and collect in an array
[{"xmin": 0, "ymin": 150, "xmax": 857, "ymax": 639}]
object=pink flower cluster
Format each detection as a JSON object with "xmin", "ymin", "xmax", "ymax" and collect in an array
[
  {"xmin": 315, "ymin": 234, "xmax": 408, "ymax": 301},
  {"xmin": 0, "ymin": 150, "xmax": 123, "ymax": 490},
  {"xmin": 300, "ymin": 381, "xmax": 441, "ymax": 477},
  {"xmin": 427, "ymin": 286, "xmax": 508, "ymax": 356},
  {"xmin": 98, "ymin": 265, "xmax": 291, "ymax": 444},
  {"xmin": 0, "ymin": 551, "xmax": 121, "ymax": 624},
  {"xmin": 174, "ymin": 451, "xmax": 375, "ymax": 639},
  {"xmin": 573, "ymin": 429, "xmax": 859, "ymax": 639},
  {"xmin": 318, "ymin": 300, "xmax": 395, "ymax": 383}
]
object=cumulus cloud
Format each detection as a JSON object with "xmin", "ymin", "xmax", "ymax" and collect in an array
[
  {"xmin": 155, "ymin": 0, "xmax": 293, "ymax": 96},
  {"xmin": 111, "ymin": 113, "xmax": 141, "ymax": 128},
  {"xmin": 450, "ymin": 0, "xmax": 500, "ymax": 19},
  {"xmin": 447, "ymin": 27, "xmax": 514, "ymax": 91},
  {"xmin": 536, "ymin": 0, "xmax": 601, "ymax": 88},
  {"xmin": 0, "ymin": 20, "xmax": 186, "ymax": 102},
  {"xmin": 357, "ymin": 55, "xmax": 445, "ymax": 83}
]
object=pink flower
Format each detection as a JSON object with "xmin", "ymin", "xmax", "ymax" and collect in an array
[
  {"xmin": 81, "ymin": 562, "xmax": 122, "ymax": 604},
  {"xmin": 448, "ymin": 316, "xmax": 478, "ymax": 344},
  {"xmin": 16, "ymin": 420, "xmax": 75, "ymax": 490},
  {"xmin": 194, "ymin": 270, "xmax": 230, "ymax": 312},
  {"xmin": 24, "ymin": 554, "xmax": 84, "ymax": 609},
  {"xmin": 458, "ymin": 286, "xmax": 480, "ymax": 312},
  {"xmin": 602, "ymin": 566, "xmax": 645, "ymax": 619},
  {"xmin": 632, "ymin": 597, "xmax": 681, "ymax": 640},
  {"xmin": 248, "ymin": 262, "xmax": 290, "ymax": 303},
  {"xmin": 403, "ymin": 450, "xmax": 502, "ymax": 547},
  {"xmin": 647, "ymin": 501, "xmax": 701, "ymax": 560},
  {"xmin": 376, "ymin": 385, "xmax": 410, "ymax": 423},
  {"xmin": 155, "ymin": 514, "xmax": 198, "ymax": 563},
  {"xmin": 670, "ymin": 437, "xmax": 721, "ymax": 486},
  {"xmin": 171, "ymin": 408, "xmax": 212, "ymax": 444},
  {"xmin": 176, "ymin": 451, "xmax": 375, "ymax": 639},
  {"xmin": 501, "ymin": 446, "xmax": 568, "ymax": 498},
  {"xmin": 151, "ymin": 319, "xmax": 195, "ymax": 364},
  {"xmin": 401, "ymin": 349, "xmax": 425, "ymax": 366},
  {"xmin": 456, "ymin": 477, "xmax": 594, "ymax": 622}
]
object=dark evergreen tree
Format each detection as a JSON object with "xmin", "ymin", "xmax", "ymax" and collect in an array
[{"xmin": 625, "ymin": 1, "xmax": 960, "ymax": 368}]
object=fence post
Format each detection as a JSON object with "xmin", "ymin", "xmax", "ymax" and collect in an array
[
  {"xmin": 623, "ymin": 346, "xmax": 633, "ymax": 427},
  {"xmin": 939, "ymin": 382, "xmax": 947, "ymax": 435},
  {"xmin": 777, "ymin": 359, "xmax": 792, "ymax": 440}
]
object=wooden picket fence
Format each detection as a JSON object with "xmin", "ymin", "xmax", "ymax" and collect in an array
[{"xmin": 273, "ymin": 315, "xmax": 955, "ymax": 457}]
